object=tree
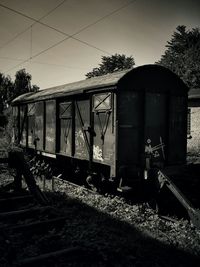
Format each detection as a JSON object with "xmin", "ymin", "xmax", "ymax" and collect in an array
[
  {"xmin": 0, "ymin": 73, "xmax": 13, "ymax": 113},
  {"xmin": 6, "ymin": 69, "xmax": 39, "ymax": 104},
  {"xmin": 11, "ymin": 69, "xmax": 38, "ymax": 100},
  {"xmin": 157, "ymin": 25, "xmax": 200, "ymax": 88},
  {"xmin": 0, "ymin": 69, "xmax": 39, "ymax": 112},
  {"xmin": 85, "ymin": 53, "xmax": 135, "ymax": 78}
]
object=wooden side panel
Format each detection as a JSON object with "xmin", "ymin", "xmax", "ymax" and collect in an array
[
  {"xmin": 59, "ymin": 102, "xmax": 72, "ymax": 156},
  {"xmin": 35, "ymin": 102, "xmax": 44, "ymax": 150},
  {"xmin": 45, "ymin": 100, "xmax": 56, "ymax": 153},
  {"xmin": 92, "ymin": 93, "xmax": 115, "ymax": 165},
  {"xmin": 74, "ymin": 100, "xmax": 90, "ymax": 160},
  {"xmin": 27, "ymin": 103, "xmax": 36, "ymax": 148},
  {"xmin": 19, "ymin": 105, "xmax": 27, "ymax": 146}
]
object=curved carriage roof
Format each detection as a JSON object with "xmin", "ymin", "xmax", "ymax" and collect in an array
[
  {"xmin": 12, "ymin": 69, "xmax": 127, "ymax": 105},
  {"xmin": 12, "ymin": 64, "xmax": 188, "ymax": 105}
]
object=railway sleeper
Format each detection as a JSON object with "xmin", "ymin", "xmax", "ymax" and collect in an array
[
  {"xmin": 0, "ymin": 206, "xmax": 55, "ymax": 223},
  {"xmin": 16, "ymin": 247, "xmax": 100, "ymax": 266},
  {"xmin": 0, "ymin": 195, "xmax": 35, "ymax": 212},
  {"xmin": 0, "ymin": 216, "xmax": 68, "ymax": 234}
]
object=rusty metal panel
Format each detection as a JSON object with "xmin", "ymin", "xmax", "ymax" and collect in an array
[
  {"xmin": 45, "ymin": 100, "xmax": 56, "ymax": 153},
  {"xmin": 168, "ymin": 96, "xmax": 187, "ymax": 164},
  {"xmin": 74, "ymin": 100, "xmax": 90, "ymax": 160},
  {"xmin": 144, "ymin": 93, "xmax": 167, "ymax": 165},
  {"xmin": 59, "ymin": 102, "xmax": 72, "ymax": 156},
  {"xmin": 92, "ymin": 92, "xmax": 115, "ymax": 164},
  {"xmin": 35, "ymin": 102, "xmax": 44, "ymax": 150},
  {"xmin": 117, "ymin": 91, "xmax": 141, "ymax": 165}
]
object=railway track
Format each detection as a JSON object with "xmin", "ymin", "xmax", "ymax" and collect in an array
[
  {"xmin": 0, "ymin": 159, "xmax": 96, "ymax": 266},
  {"xmin": 0, "ymin": 188, "xmax": 79, "ymax": 266}
]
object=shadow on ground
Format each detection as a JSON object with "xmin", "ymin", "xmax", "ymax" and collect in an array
[{"xmin": 0, "ymin": 191, "xmax": 199, "ymax": 267}]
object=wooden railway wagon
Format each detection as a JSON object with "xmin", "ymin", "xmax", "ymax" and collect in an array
[{"xmin": 11, "ymin": 65, "xmax": 188, "ymax": 189}]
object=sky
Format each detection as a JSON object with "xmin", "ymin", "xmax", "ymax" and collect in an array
[{"xmin": 0, "ymin": 0, "xmax": 200, "ymax": 89}]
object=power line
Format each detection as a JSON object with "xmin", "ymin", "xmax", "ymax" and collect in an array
[
  {"xmin": 0, "ymin": 56, "xmax": 25, "ymax": 61},
  {"xmin": 30, "ymin": 25, "xmax": 32, "ymax": 59},
  {"xmin": 0, "ymin": 0, "xmax": 68, "ymax": 50},
  {"xmin": 0, "ymin": 1, "xmax": 114, "ymax": 54},
  {"xmin": 0, "ymin": 56, "xmax": 88, "ymax": 70},
  {"xmin": 2, "ymin": 0, "xmax": 136, "ymax": 73},
  {"xmin": 32, "ymin": 61, "xmax": 88, "ymax": 70}
]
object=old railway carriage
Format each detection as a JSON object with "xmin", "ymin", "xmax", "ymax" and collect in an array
[{"xmin": 12, "ymin": 65, "xmax": 188, "ymax": 189}]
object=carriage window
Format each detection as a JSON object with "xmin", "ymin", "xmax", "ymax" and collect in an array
[
  {"xmin": 59, "ymin": 102, "xmax": 72, "ymax": 155},
  {"xmin": 93, "ymin": 93, "xmax": 112, "ymax": 112}
]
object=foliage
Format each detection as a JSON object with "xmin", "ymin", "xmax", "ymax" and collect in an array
[
  {"xmin": 85, "ymin": 53, "xmax": 135, "ymax": 78},
  {"xmin": 157, "ymin": 25, "xmax": 200, "ymax": 88},
  {"xmin": 0, "ymin": 73, "xmax": 13, "ymax": 113},
  {"xmin": 10, "ymin": 69, "xmax": 39, "ymax": 102},
  {"xmin": 0, "ymin": 69, "xmax": 39, "ymax": 114}
]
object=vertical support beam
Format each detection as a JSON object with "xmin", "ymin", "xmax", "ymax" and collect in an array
[
  {"xmin": 140, "ymin": 91, "xmax": 146, "ymax": 170},
  {"xmin": 17, "ymin": 105, "xmax": 20, "ymax": 144},
  {"xmin": 43, "ymin": 101, "xmax": 46, "ymax": 151},
  {"xmin": 71, "ymin": 100, "xmax": 75, "ymax": 157},
  {"xmin": 165, "ymin": 92, "xmax": 170, "ymax": 165},
  {"xmin": 89, "ymin": 94, "xmax": 93, "ymax": 172},
  {"xmin": 55, "ymin": 99, "xmax": 60, "ymax": 154}
]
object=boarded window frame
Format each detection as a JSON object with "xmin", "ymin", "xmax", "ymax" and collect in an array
[
  {"xmin": 92, "ymin": 93, "xmax": 112, "ymax": 113},
  {"xmin": 59, "ymin": 102, "xmax": 72, "ymax": 119}
]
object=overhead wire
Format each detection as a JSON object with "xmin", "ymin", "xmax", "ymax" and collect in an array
[
  {"xmin": 0, "ymin": 1, "xmax": 117, "ymax": 55},
  {"xmin": 0, "ymin": 0, "xmax": 68, "ymax": 50},
  {"xmin": 0, "ymin": 0, "xmax": 136, "ymax": 73},
  {"xmin": 27, "ymin": 61, "xmax": 89, "ymax": 70},
  {"xmin": 30, "ymin": 25, "xmax": 32, "ymax": 59},
  {"xmin": 0, "ymin": 56, "xmax": 25, "ymax": 61},
  {"xmin": 0, "ymin": 56, "xmax": 88, "ymax": 71}
]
